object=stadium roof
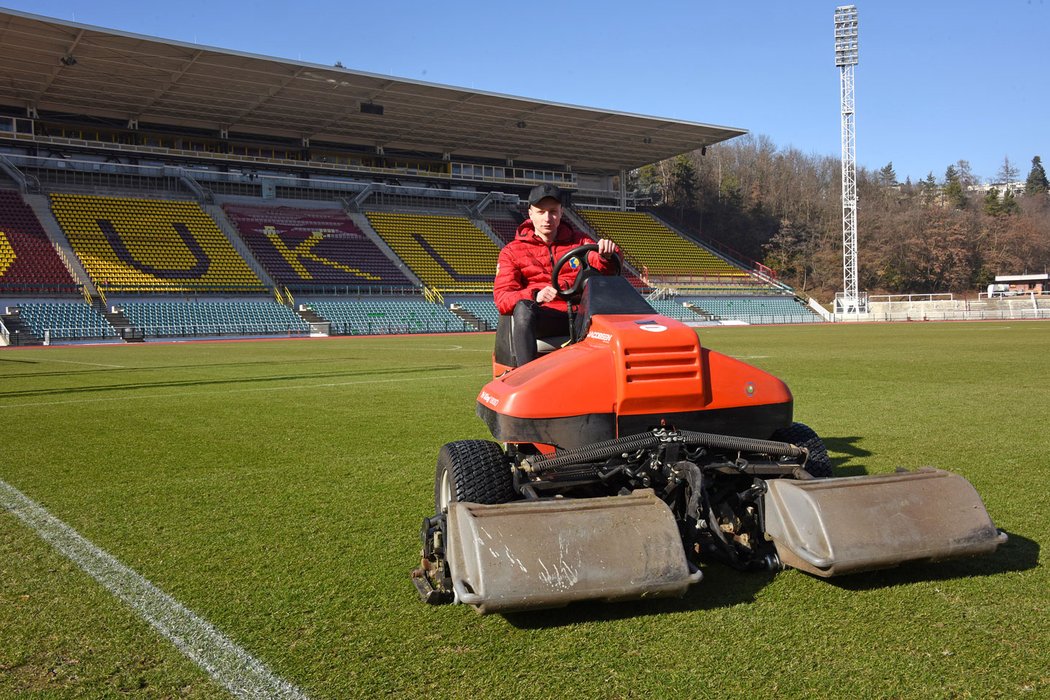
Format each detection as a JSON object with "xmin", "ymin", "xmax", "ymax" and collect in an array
[{"xmin": 0, "ymin": 8, "xmax": 746, "ymax": 174}]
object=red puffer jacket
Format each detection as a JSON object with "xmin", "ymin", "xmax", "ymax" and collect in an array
[{"xmin": 493, "ymin": 220, "xmax": 620, "ymax": 314}]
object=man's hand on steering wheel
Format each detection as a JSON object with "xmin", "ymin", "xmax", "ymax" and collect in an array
[{"xmin": 551, "ymin": 242, "xmax": 621, "ymax": 300}]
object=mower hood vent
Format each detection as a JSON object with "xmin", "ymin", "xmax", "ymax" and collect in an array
[{"xmin": 623, "ymin": 344, "xmax": 700, "ymax": 383}]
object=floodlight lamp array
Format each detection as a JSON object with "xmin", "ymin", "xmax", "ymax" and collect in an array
[{"xmin": 834, "ymin": 5, "xmax": 859, "ymax": 66}]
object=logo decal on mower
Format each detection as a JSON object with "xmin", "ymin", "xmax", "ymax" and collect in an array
[
  {"xmin": 637, "ymin": 323, "xmax": 667, "ymax": 333},
  {"xmin": 587, "ymin": 331, "xmax": 612, "ymax": 343},
  {"xmin": 479, "ymin": 391, "xmax": 500, "ymax": 407}
]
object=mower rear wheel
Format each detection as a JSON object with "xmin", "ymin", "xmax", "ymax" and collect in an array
[
  {"xmin": 771, "ymin": 422, "xmax": 833, "ymax": 478},
  {"xmin": 434, "ymin": 440, "xmax": 515, "ymax": 513}
]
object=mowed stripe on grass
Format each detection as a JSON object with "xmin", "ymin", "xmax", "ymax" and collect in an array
[{"xmin": 1, "ymin": 478, "xmax": 308, "ymax": 700}]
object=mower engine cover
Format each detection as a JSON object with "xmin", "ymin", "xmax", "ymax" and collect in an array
[{"xmin": 476, "ymin": 284, "xmax": 793, "ymax": 450}]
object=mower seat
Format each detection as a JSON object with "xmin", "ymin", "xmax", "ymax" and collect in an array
[{"xmin": 494, "ymin": 314, "xmax": 569, "ymax": 368}]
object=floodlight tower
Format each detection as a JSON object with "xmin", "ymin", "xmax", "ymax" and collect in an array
[{"xmin": 834, "ymin": 5, "xmax": 864, "ymax": 315}]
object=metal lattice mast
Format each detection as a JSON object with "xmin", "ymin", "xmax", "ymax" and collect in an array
[{"xmin": 835, "ymin": 6, "xmax": 860, "ymax": 314}]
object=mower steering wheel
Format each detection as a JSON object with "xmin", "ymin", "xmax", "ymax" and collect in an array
[{"xmin": 551, "ymin": 244, "xmax": 620, "ymax": 299}]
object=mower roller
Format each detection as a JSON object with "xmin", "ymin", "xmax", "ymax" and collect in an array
[{"xmin": 412, "ymin": 245, "xmax": 1006, "ymax": 613}]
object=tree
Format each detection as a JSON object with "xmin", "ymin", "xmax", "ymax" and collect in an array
[
  {"xmin": 954, "ymin": 160, "xmax": 979, "ymax": 189},
  {"xmin": 1026, "ymin": 155, "xmax": 1049, "ymax": 196},
  {"xmin": 996, "ymin": 156, "xmax": 1019, "ymax": 189},
  {"xmin": 919, "ymin": 172, "xmax": 938, "ymax": 206},
  {"xmin": 983, "ymin": 187, "xmax": 1002, "ymax": 217},
  {"xmin": 665, "ymin": 154, "xmax": 698, "ymax": 212},
  {"xmin": 631, "ymin": 164, "xmax": 662, "ymax": 202},
  {"xmin": 943, "ymin": 164, "xmax": 967, "ymax": 209},
  {"xmin": 877, "ymin": 162, "xmax": 897, "ymax": 187},
  {"xmin": 1001, "ymin": 188, "xmax": 1020, "ymax": 215}
]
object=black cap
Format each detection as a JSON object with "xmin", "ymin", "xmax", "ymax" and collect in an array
[{"xmin": 527, "ymin": 183, "xmax": 568, "ymax": 206}]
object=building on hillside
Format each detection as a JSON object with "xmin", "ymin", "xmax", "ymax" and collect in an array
[{"xmin": 987, "ymin": 273, "xmax": 1049, "ymax": 297}]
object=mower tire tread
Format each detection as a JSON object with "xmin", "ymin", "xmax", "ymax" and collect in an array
[
  {"xmin": 771, "ymin": 422, "xmax": 833, "ymax": 478},
  {"xmin": 435, "ymin": 440, "xmax": 515, "ymax": 512}
]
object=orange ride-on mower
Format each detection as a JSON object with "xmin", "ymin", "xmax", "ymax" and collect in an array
[{"xmin": 411, "ymin": 245, "xmax": 1006, "ymax": 614}]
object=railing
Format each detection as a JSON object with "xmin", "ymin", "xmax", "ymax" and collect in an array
[
  {"xmin": 869, "ymin": 293, "xmax": 954, "ymax": 303},
  {"xmin": 0, "ymin": 282, "xmax": 80, "ymax": 294},
  {"xmin": 648, "ymin": 274, "xmax": 786, "ymax": 293},
  {"xmin": 128, "ymin": 324, "xmax": 311, "ymax": 339},
  {"xmin": 328, "ymin": 318, "xmax": 476, "ymax": 336},
  {"xmin": 423, "ymin": 287, "xmax": 445, "ymax": 305},
  {"xmin": 288, "ymin": 284, "xmax": 423, "ymax": 297},
  {"xmin": 1, "ymin": 132, "xmax": 580, "ymax": 191},
  {"xmin": 977, "ymin": 290, "xmax": 1050, "ymax": 301},
  {"xmin": 865, "ymin": 307, "xmax": 1050, "ymax": 322},
  {"xmin": 0, "ymin": 318, "xmax": 9, "ymax": 346},
  {"xmin": 33, "ymin": 325, "xmax": 120, "ymax": 341}
]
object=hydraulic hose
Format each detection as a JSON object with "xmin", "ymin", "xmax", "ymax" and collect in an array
[
  {"xmin": 526, "ymin": 429, "xmax": 804, "ymax": 476},
  {"xmin": 678, "ymin": 430, "xmax": 805, "ymax": 460},
  {"xmin": 526, "ymin": 432, "xmax": 661, "ymax": 474}
]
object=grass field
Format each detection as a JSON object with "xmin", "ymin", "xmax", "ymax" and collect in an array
[{"xmin": 1, "ymin": 322, "xmax": 1047, "ymax": 699}]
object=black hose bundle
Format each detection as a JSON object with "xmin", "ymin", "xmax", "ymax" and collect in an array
[
  {"xmin": 526, "ymin": 429, "xmax": 804, "ymax": 477},
  {"xmin": 678, "ymin": 430, "xmax": 805, "ymax": 460},
  {"xmin": 526, "ymin": 431, "xmax": 661, "ymax": 475}
]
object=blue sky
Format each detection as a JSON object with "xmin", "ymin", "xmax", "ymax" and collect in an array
[{"xmin": 5, "ymin": 0, "xmax": 1047, "ymax": 184}]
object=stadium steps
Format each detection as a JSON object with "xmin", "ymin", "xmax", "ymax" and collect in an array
[
  {"xmin": 683, "ymin": 301, "xmax": 718, "ymax": 321},
  {"xmin": 296, "ymin": 305, "xmax": 327, "ymax": 324},
  {"xmin": 448, "ymin": 303, "xmax": 487, "ymax": 331},
  {"xmin": 0, "ymin": 311, "xmax": 42, "ymax": 345},
  {"xmin": 102, "ymin": 308, "xmax": 144, "ymax": 342}
]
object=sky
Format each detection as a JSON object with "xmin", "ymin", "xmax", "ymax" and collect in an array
[{"xmin": 4, "ymin": 0, "xmax": 1048, "ymax": 184}]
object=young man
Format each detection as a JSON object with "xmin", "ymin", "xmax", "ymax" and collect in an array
[{"xmin": 493, "ymin": 183, "xmax": 621, "ymax": 366}]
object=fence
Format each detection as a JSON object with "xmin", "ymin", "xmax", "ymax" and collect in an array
[
  {"xmin": 125, "ymin": 324, "xmax": 312, "ymax": 339},
  {"xmin": 331, "ymin": 318, "xmax": 475, "ymax": 336}
]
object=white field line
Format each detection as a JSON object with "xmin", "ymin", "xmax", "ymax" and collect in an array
[
  {"xmin": 0, "ymin": 368, "xmax": 487, "ymax": 410},
  {"xmin": 0, "ymin": 478, "xmax": 308, "ymax": 700}
]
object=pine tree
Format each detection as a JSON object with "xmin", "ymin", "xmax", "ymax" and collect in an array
[
  {"xmin": 1001, "ymin": 188, "xmax": 1020, "ymax": 214},
  {"xmin": 919, "ymin": 172, "xmax": 938, "ymax": 206},
  {"xmin": 1025, "ymin": 155, "xmax": 1049, "ymax": 195},
  {"xmin": 878, "ymin": 162, "xmax": 897, "ymax": 187},
  {"xmin": 666, "ymin": 154, "xmax": 698, "ymax": 211},
  {"xmin": 943, "ymin": 164, "xmax": 967, "ymax": 209},
  {"xmin": 983, "ymin": 187, "xmax": 1002, "ymax": 216}
]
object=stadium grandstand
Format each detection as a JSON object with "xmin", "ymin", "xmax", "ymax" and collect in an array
[{"xmin": 0, "ymin": 7, "xmax": 824, "ymax": 346}]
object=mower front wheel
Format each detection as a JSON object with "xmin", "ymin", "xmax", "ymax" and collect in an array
[
  {"xmin": 771, "ymin": 422, "xmax": 833, "ymax": 478},
  {"xmin": 434, "ymin": 440, "xmax": 516, "ymax": 513}
]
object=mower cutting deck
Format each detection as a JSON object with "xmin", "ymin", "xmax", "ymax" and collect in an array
[{"xmin": 411, "ymin": 245, "xmax": 1006, "ymax": 614}]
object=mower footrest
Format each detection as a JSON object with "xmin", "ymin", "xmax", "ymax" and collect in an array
[
  {"xmin": 445, "ymin": 490, "xmax": 701, "ymax": 614},
  {"xmin": 763, "ymin": 468, "xmax": 1007, "ymax": 577}
]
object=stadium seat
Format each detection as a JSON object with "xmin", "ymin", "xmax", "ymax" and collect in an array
[
  {"xmin": 576, "ymin": 210, "xmax": 747, "ymax": 283},
  {"xmin": 13, "ymin": 302, "xmax": 118, "ymax": 339},
  {"xmin": 120, "ymin": 300, "xmax": 310, "ymax": 337},
  {"xmin": 305, "ymin": 297, "xmax": 470, "ymax": 335},
  {"xmin": 49, "ymin": 193, "xmax": 266, "ymax": 294},
  {"xmin": 0, "ymin": 189, "xmax": 79, "ymax": 294},
  {"xmin": 222, "ymin": 204, "xmax": 411, "ymax": 288},
  {"xmin": 365, "ymin": 212, "xmax": 498, "ymax": 293}
]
